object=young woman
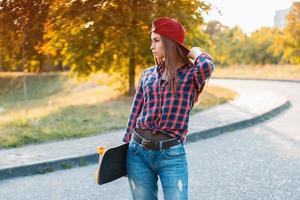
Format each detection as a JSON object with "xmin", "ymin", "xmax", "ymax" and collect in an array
[{"xmin": 122, "ymin": 17, "xmax": 215, "ymax": 200}]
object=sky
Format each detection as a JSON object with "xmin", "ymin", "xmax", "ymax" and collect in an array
[{"xmin": 203, "ymin": 0, "xmax": 297, "ymax": 33}]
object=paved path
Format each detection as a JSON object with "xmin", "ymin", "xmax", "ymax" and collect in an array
[
  {"xmin": 0, "ymin": 79, "xmax": 299, "ymax": 200},
  {"xmin": 0, "ymin": 79, "xmax": 290, "ymax": 180}
]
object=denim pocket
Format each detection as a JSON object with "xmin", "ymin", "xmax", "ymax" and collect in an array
[
  {"xmin": 128, "ymin": 140, "xmax": 141, "ymax": 155},
  {"xmin": 163, "ymin": 143, "xmax": 186, "ymax": 159}
]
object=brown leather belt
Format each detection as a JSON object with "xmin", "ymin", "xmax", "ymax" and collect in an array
[{"xmin": 132, "ymin": 128, "xmax": 181, "ymax": 150}]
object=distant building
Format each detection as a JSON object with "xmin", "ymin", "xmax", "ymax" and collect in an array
[{"xmin": 274, "ymin": 7, "xmax": 291, "ymax": 29}]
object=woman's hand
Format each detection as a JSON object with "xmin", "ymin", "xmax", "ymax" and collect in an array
[{"xmin": 188, "ymin": 47, "xmax": 203, "ymax": 60}]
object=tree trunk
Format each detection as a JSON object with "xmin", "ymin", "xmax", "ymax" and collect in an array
[
  {"xmin": 0, "ymin": 53, "xmax": 2, "ymax": 71},
  {"xmin": 128, "ymin": 0, "xmax": 137, "ymax": 96},
  {"xmin": 129, "ymin": 43, "xmax": 136, "ymax": 96},
  {"xmin": 57, "ymin": 58, "xmax": 63, "ymax": 71},
  {"xmin": 22, "ymin": 43, "xmax": 28, "ymax": 102},
  {"xmin": 37, "ymin": 56, "xmax": 44, "ymax": 73},
  {"xmin": 22, "ymin": 25, "xmax": 28, "ymax": 102}
]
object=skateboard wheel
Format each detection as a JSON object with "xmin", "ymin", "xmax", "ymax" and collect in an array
[{"xmin": 97, "ymin": 146, "xmax": 106, "ymax": 155}]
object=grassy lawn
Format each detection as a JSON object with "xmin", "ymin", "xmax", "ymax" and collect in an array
[
  {"xmin": 0, "ymin": 72, "xmax": 236, "ymax": 149},
  {"xmin": 214, "ymin": 64, "xmax": 300, "ymax": 80}
]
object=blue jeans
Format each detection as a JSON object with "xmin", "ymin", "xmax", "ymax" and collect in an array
[{"xmin": 126, "ymin": 138, "xmax": 188, "ymax": 200}]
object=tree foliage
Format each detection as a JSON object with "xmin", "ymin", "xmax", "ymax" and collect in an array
[
  {"xmin": 41, "ymin": 0, "xmax": 211, "ymax": 94},
  {"xmin": 204, "ymin": 2, "xmax": 300, "ymax": 66},
  {"xmin": 205, "ymin": 23, "xmax": 294, "ymax": 66},
  {"xmin": 1, "ymin": 0, "xmax": 212, "ymax": 94},
  {"xmin": 205, "ymin": 23, "xmax": 247, "ymax": 66},
  {"xmin": 249, "ymin": 27, "xmax": 283, "ymax": 65},
  {"xmin": 1, "ymin": 0, "xmax": 299, "ymax": 94},
  {"xmin": 282, "ymin": 2, "xmax": 300, "ymax": 64},
  {"xmin": 0, "ymin": 0, "xmax": 51, "ymax": 72}
]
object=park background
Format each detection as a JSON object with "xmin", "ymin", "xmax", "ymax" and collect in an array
[{"xmin": 0, "ymin": 0, "xmax": 299, "ymax": 148}]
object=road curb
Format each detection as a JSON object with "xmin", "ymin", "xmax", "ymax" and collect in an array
[
  {"xmin": 0, "ymin": 100, "xmax": 291, "ymax": 181},
  {"xmin": 186, "ymin": 100, "xmax": 291, "ymax": 142}
]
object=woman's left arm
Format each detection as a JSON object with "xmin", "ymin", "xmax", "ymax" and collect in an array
[{"xmin": 188, "ymin": 47, "xmax": 215, "ymax": 89}]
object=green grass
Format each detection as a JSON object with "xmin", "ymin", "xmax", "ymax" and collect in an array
[
  {"xmin": 0, "ymin": 72, "xmax": 236, "ymax": 149},
  {"xmin": 0, "ymin": 73, "xmax": 68, "ymax": 109},
  {"xmin": 214, "ymin": 64, "xmax": 300, "ymax": 80}
]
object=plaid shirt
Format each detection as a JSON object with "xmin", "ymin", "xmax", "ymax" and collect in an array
[{"xmin": 122, "ymin": 53, "xmax": 215, "ymax": 143}]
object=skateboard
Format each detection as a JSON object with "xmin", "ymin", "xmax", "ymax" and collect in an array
[{"xmin": 96, "ymin": 143, "xmax": 129, "ymax": 185}]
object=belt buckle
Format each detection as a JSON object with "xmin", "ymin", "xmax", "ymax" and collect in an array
[{"xmin": 141, "ymin": 139, "xmax": 151, "ymax": 150}]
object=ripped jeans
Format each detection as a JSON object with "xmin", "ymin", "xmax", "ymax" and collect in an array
[{"xmin": 126, "ymin": 139, "xmax": 188, "ymax": 200}]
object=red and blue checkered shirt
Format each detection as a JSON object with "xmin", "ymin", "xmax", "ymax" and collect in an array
[{"xmin": 122, "ymin": 53, "xmax": 215, "ymax": 143}]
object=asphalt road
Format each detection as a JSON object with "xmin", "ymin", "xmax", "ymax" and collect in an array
[{"xmin": 0, "ymin": 79, "xmax": 299, "ymax": 200}]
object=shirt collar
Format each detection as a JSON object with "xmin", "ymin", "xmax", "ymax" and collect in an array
[
  {"xmin": 157, "ymin": 64, "xmax": 164, "ymax": 73},
  {"xmin": 156, "ymin": 62, "xmax": 190, "ymax": 73}
]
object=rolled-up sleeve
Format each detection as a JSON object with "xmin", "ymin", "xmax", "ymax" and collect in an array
[
  {"xmin": 122, "ymin": 71, "xmax": 145, "ymax": 143},
  {"xmin": 193, "ymin": 53, "xmax": 215, "ymax": 90}
]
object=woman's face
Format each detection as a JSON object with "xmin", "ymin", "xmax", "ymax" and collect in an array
[{"xmin": 150, "ymin": 32, "xmax": 165, "ymax": 59}]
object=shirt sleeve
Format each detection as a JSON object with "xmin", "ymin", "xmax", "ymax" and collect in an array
[
  {"xmin": 122, "ymin": 71, "xmax": 145, "ymax": 143},
  {"xmin": 193, "ymin": 53, "xmax": 215, "ymax": 90}
]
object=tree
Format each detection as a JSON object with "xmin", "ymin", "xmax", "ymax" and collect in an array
[
  {"xmin": 282, "ymin": 2, "xmax": 300, "ymax": 64},
  {"xmin": 205, "ymin": 20, "xmax": 286, "ymax": 66},
  {"xmin": 0, "ymin": 0, "xmax": 51, "ymax": 72},
  {"xmin": 204, "ymin": 20, "xmax": 227, "ymax": 40},
  {"xmin": 40, "ymin": 0, "xmax": 212, "ymax": 95},
  {"xmin": 206, "ymin": 25, "xmax": 246, "ymax": 66},
  {"xmin": 249, "ymin": 27, "xmax": 283, "ymax": 65}
]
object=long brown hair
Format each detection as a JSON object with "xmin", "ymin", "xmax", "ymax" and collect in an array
[{"xmin": 153, "ymin": 35, "xmax": 206, "ymax": 104}]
